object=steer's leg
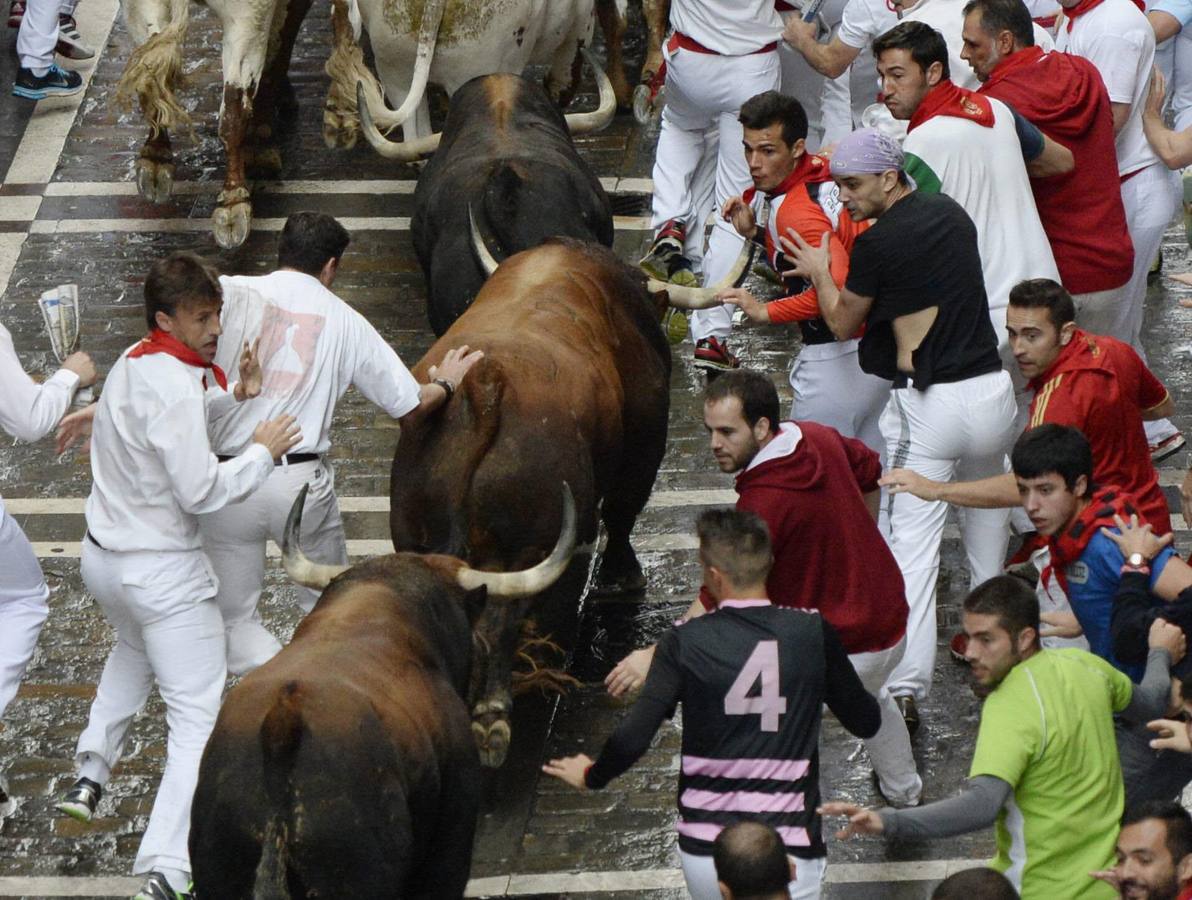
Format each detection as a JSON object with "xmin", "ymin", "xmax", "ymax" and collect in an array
[
  {"xmin": 544, "ymin": 40, "xmax": 585, "ymax": 110},
  {"xmin": 137, "ymin": 128, "xmax": 175, "ymax": 204},
  {"xmin": 247, "ymin": 0, "xmax": 314, "ymax": 178},
  {"xmin": 595, "ymin": 0, "xmax": 632, "ymax": 108}
]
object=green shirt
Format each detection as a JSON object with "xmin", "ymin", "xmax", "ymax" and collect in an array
[{"xmin": 970, "ymin": 648, "xmax": 1130, "ymax": 899}]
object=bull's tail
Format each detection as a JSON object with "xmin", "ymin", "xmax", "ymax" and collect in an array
[
  {"xmin": 115, "ymin": 0, "xmax": 193, "ymax": 139},
  {"xmin": 323, "ymin": 0, "xmax": 386, "ymax": 147},
  {"xmin": 251, "ymin": 681, "xmax": 305, "ymax": 900}
]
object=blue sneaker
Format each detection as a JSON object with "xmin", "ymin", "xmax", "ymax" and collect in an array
[{"xmin": 13, "ymin": 63, "xmax": 83, "ymax": 100}]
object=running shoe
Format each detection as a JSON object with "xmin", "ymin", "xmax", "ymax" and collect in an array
[
  {"xmin": 7, "ymin": 0, "xmax": 23, "ymax": 28},
  {"xmin": 54, "ymin": 776, "xmax": 102, "ymax": 823},
  {"xmin": 13, "ymin": 63, "xmax": 84, "ymax": 100},
  {"xmin": 1151, "ymin": 432, "xmax": 1187, "ymax": 464},
  {"xmin": 949, "ymin": 631, "xmax": 969, "ymax": 664},
  {"xmin": 132, "ymin": 872, "xmax": 193, "ymax": 900},
  {"xmin": 693, "ymin": 336, "xmax": 740, "ymax": 372},
  {"xmin": 56, "ymin": 15, "xmax": 95, "ymax": 60},
  {"xmin": 639, "ymin": 218, "xmax": 695, "ymax": 284}
]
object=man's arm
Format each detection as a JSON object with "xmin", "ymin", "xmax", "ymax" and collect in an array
[
  {"xmin": 819, "ymin": 776, "xmax": 1011, "ymax": 840},
  {"xmin": 822, "ymin": 623, "xmax": 881, "ymax": 740},
  {"xmin": 777, "ymin": 229, "xmax": 873, "ymax": 339},
  {"xmin": 1143, "ymin": 395, "xmax": 1176, "ymax": 421},
  {"xmin": 1142, "ymin": 67, "xmax": 1192, "ymax": 168},
  {"xmin": 1150, "ymin": 9, "xmax": 1184, "ymax": 42},
  {"xmin": 0, "ymin": 326, "xmax": 94, "ymax": 443},
  {"xmin": 782, "ymin": 20, "xmax": 861, "ymax": 79},
  {"xmin": 605, "ymin": 596, "xmax": 705, "ymax": 697},
  {"xmin": 879, "ymin": 469, "xmax": 1019, "ymax": 509}
]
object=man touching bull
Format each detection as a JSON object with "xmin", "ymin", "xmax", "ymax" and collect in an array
[{"xmin": 55, "ymin": 252, "xmax": 300, "ymax": 900}]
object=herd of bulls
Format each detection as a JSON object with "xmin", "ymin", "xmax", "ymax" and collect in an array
[{"xmin": 111, "ymin": 0, "xmax": 749, "ymax": 895}]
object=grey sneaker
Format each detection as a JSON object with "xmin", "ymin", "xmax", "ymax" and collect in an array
[
  {"xmin": 55, "ymin": 776, "xmax": 101, "ymax": 823},
  {"xmin": 133, "ymin": 872, "xmax": 193, "ymax": 900},
  {"xmin": 56, "ymin": 15, "xmax": 95, "ymax": 60}
]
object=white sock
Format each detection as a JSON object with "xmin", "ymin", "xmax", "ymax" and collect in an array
[
  {"xmin": 157, "ymin": 867, "xmax": 190, "ymax": 892},
  {"xmin": 30, "ymin": 66, "xmax": 50, "ymax": 77},
  {"xmin": 77, "ymin": 752, "xmax": 111, "ymax": 786}
]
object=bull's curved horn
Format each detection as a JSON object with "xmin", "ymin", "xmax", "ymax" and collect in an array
[
  {"xmin": 564, "ymin": 48, "xmax": 617, "ymax": 136},
  {"xmin": 646, "ymin": 236, "xmax": 757, "ymax": 310},
  {"xmin": 283, "ymin": 484, "xmax": 351, "ymax": 590},
  {"xmin": 468, "ymin": 205, "xmax": 501, "ymax": 276},
  {"xmin": 374, "ymin": 0, "xmax": 445, "ymax": 130},
  {"xmin": 356, "ymin": 82, "xmax": 442, "ymax": 161},
  {"xmin": 456, "ymin": 484, "xmax": 577, "ymax": 597}
]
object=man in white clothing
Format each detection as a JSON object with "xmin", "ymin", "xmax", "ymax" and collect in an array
[
  {"xmin": 201, "ymin": 211, "xmax": 482, "ymax": 674},
  {"xmin": 0, "ymin": 321, "xmax": 95, "ymax": 822},
  {"xmin": 11, "ymin": 0, "xmax": 93, "ymax": 100},
  {"xmin": 54, "ymin": 251, "xmax": 300, "ymax": 900},
  {"xmin": 1056, "ymin": 0, "xmax": 1185, "ymax": 458},
  {"xmin": 637, "ymin": 0, "xmax": 785, "ymax": 373}
]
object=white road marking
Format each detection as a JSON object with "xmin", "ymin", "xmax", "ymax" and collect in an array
[
  {"xmin": 26, "ymin": 215, "xmax": 652, "ymax": 233},
  {"xmin": 0, "ymin": 860, "xmax": 983, "ymax": 896},
  {"xmin": 38, "ymin": 176, "xmax": 654, "ymax": 197}
]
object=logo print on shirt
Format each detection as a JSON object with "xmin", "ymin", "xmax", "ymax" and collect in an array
[{"xmin": 258, "ymin": 304, "xmax": 326, "ymax": 398}]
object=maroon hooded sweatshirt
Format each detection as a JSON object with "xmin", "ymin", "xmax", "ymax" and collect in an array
[{"xmin": 701, "ymin": 421, "xmax": 907, "ymax": 655}]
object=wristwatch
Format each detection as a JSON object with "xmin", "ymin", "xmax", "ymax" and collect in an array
[{"xmin": 1121, "ymin": 551, "xmax": 1151, "ymax": 575}]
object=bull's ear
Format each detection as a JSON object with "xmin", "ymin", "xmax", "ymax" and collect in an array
[{"xmin": 463, "ymin": 585, "xmax": 488, "ymax": 627}]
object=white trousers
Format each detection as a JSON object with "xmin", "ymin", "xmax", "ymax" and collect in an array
[
  {"xmin": 681, "ymin": 849, "xmax": 826, "ymax": 900},
  {"xmin": 77, "ymin": 542, "xmax": 226, "ymax": 877},
  {"xmin": 15, "ymin": 0, "xmax": 77, "ymax": 70},
  {"xmin": 0, "ymin": 503, "xmax": 50, "ymax": 721},
  {"xmin": 197, "ymin": 458, "xmax": 346, "ymax": 675},
  {"xmin": 850, "ymin": 637, "xmax": 922, "ymax": 806},
  {"xmin": 789, "ymin": 340, "xmax": 890, "ymax": 459},
  {"xmin": 652, "ymin": 45, "xmax": 781, "ymax": 343},
  {"xmin": 1120, "ymin": 163, "xmax": 1181, "ymax": 445},
  {"xmin": 1072, "ymin": 286, "xmax": 1126, "ymax": 338},
  {"xmin": 881, "ymin": 370, "xmax": 1018, "ymax": 701}
]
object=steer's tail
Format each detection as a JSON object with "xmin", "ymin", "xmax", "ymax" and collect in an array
[
  {"xmin": 115, "ymin": 0, "xmax": 193, "ymax": 138},
  {"xmin": 251, "ymin": 681, "xmax": 305, "ymax": 900}
]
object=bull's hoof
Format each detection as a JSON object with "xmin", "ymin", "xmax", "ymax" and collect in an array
[
  {"xmin": 135, "ymin": 157, "xmax": 175, "ymax": 204},
  {"xmin": 633, "ymin": 84, "xmax": 656, "ymax": 125},
  {"xmin": 213, "ymin": 200, "xmax": 252, "ymax": 250},
  {"xmin": 472, "ymin": 720, "xmax": 511, "ymax": 768},
  {"xmin": 322, "ymin": 109, "xmax": 358, "ymax": 150},
  {"xmin": 590, "ymin": 567, "xmax": 647, "ymax": 597}
]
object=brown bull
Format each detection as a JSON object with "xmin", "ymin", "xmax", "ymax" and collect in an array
[
  {"xmin": 389, "ymin": 238, "xmax": 672, "ymax": 767},
  {"xmin": 189, "ymin": 485, "xmax": 575, "ymax": 897}
]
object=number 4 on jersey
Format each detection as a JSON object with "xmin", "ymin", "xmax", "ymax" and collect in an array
[{"xmin": 724, "ymin": 640, "xmax": 787, "ymax": 732}]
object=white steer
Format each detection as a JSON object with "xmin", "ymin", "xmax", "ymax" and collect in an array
[
  {"xmin": 323, "ymin": 0, "xmax": 596, "ymax": 149},
  {"xmin": 116, "ymin": 0, "xmax": 313, "ymax": 248}
]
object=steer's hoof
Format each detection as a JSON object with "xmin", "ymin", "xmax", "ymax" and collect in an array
[
  {"xmin": 590, "ymin": 567, "xmax": 647, "ymax": 597},
  {"xmin": 472, "ymin": 720, "xmax": 511, "ymax": 768},
  {"xmin": 135, "ymin": 158, "xmax": 174, "ymax": 204},
  {"xmin": 213, "ymin": 200, "xmax": 251, "ymax": 250},
  {"xmin": 322, "ymin": 110, "xmax": 358, "ymax": 149}
]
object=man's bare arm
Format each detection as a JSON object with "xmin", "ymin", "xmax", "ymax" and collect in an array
[
  {"xmin": 1142, "ymin": 395, "xmax": 1176, "ymax": 421},
  {"xmin": 1026, "ymin": 135, "xmax": 1075, "ymax": 178},
  {"xmin": 880, "ymin": 469, "xmax": 1019, "ymax": 508},
  {"xmin": 778, "ymin": 229, "xmax": 873, "ymax": 338},
  {"xmin": 783, "ymin": 20, "xmax": 861, "ymax": 78}
]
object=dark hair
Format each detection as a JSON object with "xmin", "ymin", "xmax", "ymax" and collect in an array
[
  {"xmin": 277, "ymin": 211, "xmax": 351, "ymax": 276},
  {"xmin": 705, "ymin": 369, "xmax": 781, "ymax": 435},
  {"xmin": 931, "ymin": 867, "xmax": 1019, "ymax": 900},
  {"xmin": 713, "ymin": 821, "xmax": 790, "ymax": 899},
  {"xmin": 1010, "ymin": 424, "xmax": 1093, "ymax": 497},
  {"xmin": 697, "ymin": 508, "xmax": 774, "ymax": 588},
  {"xmin": 962, "ymin": 0, "xmax": 1036, "ymax": 47},
  {"xmin": 1123, "ymin": 801, "xmax": 1192, "ymax": 865},
  {"xmin": 1008, "ymin": 279, "xmax": 1076, "ymax": 330},
  {"xmin": 739, "ymin": 91, "xmax": 810, "ymax": 147},
  {"xmin": 144, "ymin": 251, "xmax": 222, "ymax": 331},
  {"xmin": 873, "ymin": 20, "xmax": 951, "ymax": 80},
  {"xmin": 963, "ymin": 575, "xmax": 1040, "ymax": 644}
]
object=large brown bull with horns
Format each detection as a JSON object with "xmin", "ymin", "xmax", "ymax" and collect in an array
[{"xmin": 189, "ymin": 484, "xmax": 576, "ymax": 897}]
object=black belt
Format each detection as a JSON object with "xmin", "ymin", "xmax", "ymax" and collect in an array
[
  {"xmin": 85, "ymin": 530, "xmax": 105, "ymax": 550},
  {"xmin": 216, "ymin": 452, "xmax": 320, "ymax": 466}
]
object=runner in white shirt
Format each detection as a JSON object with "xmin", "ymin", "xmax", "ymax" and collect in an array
[
  {"xmin": 1056, "ymin": 0, "xmax": 1184, "ymax": 457},
  {"xmin": 53, "ymin": 251, "xmax": 301, "ymax": 900},
  {"xmin": 638, "ymin": 0, "xmax": 785, "ymax": 373},
  {"xmin": 200, "ymin": 212, "xmax": 482, "ymax": 675},
  {"xmin": 0, "ymin": 321, "xmax": 95, "ymax": 823}
]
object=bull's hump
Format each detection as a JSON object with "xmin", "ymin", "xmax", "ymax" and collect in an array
[
  {"xmin": 384, "ymin": 0, "xmax": 515, "ymax": 44},
  {"xmin": 483, "ymin": 75, "xmax": 522, "ymax": 133}
]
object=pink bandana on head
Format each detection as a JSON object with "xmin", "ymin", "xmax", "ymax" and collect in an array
[{"xmin": 829, "ymin": 128, "xmax": 906, "ymax": 178}]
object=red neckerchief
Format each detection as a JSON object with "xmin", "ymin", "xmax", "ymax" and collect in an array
[
  {"xmin": 127, "ymin": 328, "xmax": 228, "ymax": 390},
  {"xmin": 982, "ymin": 45, "xmax": 1045, "ymax": 94},
  {"xmin": 1043, "ymin": 485, "xmax": 1139, "ymax": 592},
  {"xmin": 742, "ymin": 152, "xmax": 832, "ymax": 205},
  {"xmin": 908, "ymin": 80, "xmax": 995, "ymax": 133},
  {"xmin": 1064, "ymin": 0, "xmax": 1144, "ymax": 28},
  {"xmin": 1177, "ymin": 884, "xmax": 1192, "ymax": 900}
]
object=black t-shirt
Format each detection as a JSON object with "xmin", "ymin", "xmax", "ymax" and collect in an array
[
  {"xmin": 585, "ymin": 604, "xmax": 880, "ymax": 859},
  {"xmin": 844, "ymin": 191, "xmax": 1002, "ymax": 388}
]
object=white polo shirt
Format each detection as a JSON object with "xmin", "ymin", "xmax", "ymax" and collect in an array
[
  {"xmin": 210, "ymin": 270, "xmax": 422, "ymax": 456},
  {"xmin": 670, "ymin": 0, "xmax": 784, "ymax": 54},
  {"xmin": 1056, "ymin": 0, "xmax": 1158, "ymax": 176}
]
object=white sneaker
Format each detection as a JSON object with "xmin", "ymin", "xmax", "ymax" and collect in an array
[{"xmin": 56, "ymin": 15, "xmax": 95, "ymax": 60}]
